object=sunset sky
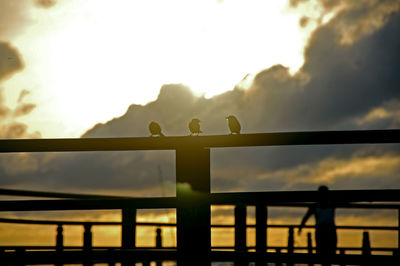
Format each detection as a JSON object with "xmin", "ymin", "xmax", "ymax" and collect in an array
[{"xmin": 0, "ymin": 0, "xmax": 399, "ymax": 251}]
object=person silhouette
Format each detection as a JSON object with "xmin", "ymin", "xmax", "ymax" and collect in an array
[{"xmin": 298, "ymin": 185, "xmax": 337, "ymax": 256}]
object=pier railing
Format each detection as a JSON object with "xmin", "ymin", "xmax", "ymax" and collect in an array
[
  {"xmin": 0, "ymin": 129, "xmax": 399, "ymax": 265},
  {"xmin": 0, "ymin": 189, "xmax": 399, "ymax": 265}
]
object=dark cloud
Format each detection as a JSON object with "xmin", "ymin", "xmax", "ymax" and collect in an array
[
  {"xmin": 0, "ymin": 42, "xmax": 24, "ymax": 82},
  {"xmin": 292, "ymin": 0, "xmax": 400, "ymax": 45},
  {"xmin": 34, "ymin": 0, "xmax": 56, "ymax": 9},
  {"xmin": 293, "ymin": 12, "xmax": 400, "ymax": 128}
]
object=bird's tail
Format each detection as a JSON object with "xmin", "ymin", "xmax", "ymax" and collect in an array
[{"xmin": 160, "ymin": 132, "xmax": 165, "ymax": 137}]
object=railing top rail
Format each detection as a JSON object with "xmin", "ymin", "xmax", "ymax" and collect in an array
[
  {"xmin": 0, "ymin": 189, "xmax": 399, "ymax": 212},
  {"xmin": 0, "ymin": 188, "xmax": 136, "ymax": 199},
  {"xmin": 2, "ymin": 188, "xmax": 399, "ymax": 208},
  {"xmin": 0, "ymin": 129, "xmax": 399, "ymax": 153},
  {"xmin": 0, "ymin": 217, "xmax": 176, "ymax": 227},
  {"xmin": 0, "ymin": 197, "xmax": 178, "ymax": 212},
  {"xmin": 0, "ymin": 217, "xmax": 120, "ymax": 226},
  {"xmin": 0, "ymin": 217, "xmax": 397, "ymax": 231},
  {"xmin": 209, "ymin": 190, "xmax": 400, "ymax": 204}
]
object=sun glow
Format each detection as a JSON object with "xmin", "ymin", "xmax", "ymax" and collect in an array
[{"xmin": 8, "ymin": 0, "xmax": 323, "ymax": 137}]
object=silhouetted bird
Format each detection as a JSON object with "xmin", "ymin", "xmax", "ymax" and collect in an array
[
  {"xmin": 226, "ymin": 115, "xmax": 241, "ymax": 134},
  {"xmin": 149, "ymin": 121, "xmax": 165, "ymax": 137},
  {"xmin": 188, "ymin": 118, "xmax": 202, "ymax": 136}
]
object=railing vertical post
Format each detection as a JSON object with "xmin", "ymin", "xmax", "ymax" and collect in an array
[
  {"xmin": 256, "ymin": 205, "xmax": 267, "ymax": 265},
  {"xmin": 176, "ymin": 147, "xmax": 211, "ymax": 266},
  {"xmin": 16, "ymin": 247, "xmax": 25, "ymax": 266},
  {"xmin": 156, "ymin": 228, "xmax": 162, "ymax": 266},
  {"xmin": 83, "ymin": 223, "xmax": 93, "ymax": 266},
  {"xmin": 287, "ymin": 226, "xmax": 294, "ymax": 266},
  {"xmin": 362, "ymin": 231, "xmax": 371, "ymax": 256},
  {"xmin": 235, "ymin": 205, "xmax": 246, "ymax": 266},
  {"xmin": 122, "ymin": 208, "xmax": 136, "ymax": 266},
  {"xmin": 307, "ymin": 232, "xmax": 313, "ymax": 266},
  {"xmin": 339, "ymin": 249, "xmax": 345, "ymax": 266},
  {"xmin": 0, "ymin": 248, "xmax": 4, "ymax": 263},
  {"xmin": 56, "ymin": 224, "xmax": 64, "ymax": 252},
  {"xmin": 83, "ymin": 223, "xmax": 93, "ymax": 251},
  {"xmin": 362, "ymin": 231, "xmax": 371, "ymax": 266},
  {"xmin": 56, "ymin": 224, "xmax": 64, "ymax": 266},
  {"xmin": 287, "ymin": 226, "xmax": 294, "ymax": 253},
  {"xmin": 108, "ymin": 248, "xmax": 116, "ymax": 266},
  {"xmin": 276, "ymin": 248, "xmax": 282, "ymax": 266}
]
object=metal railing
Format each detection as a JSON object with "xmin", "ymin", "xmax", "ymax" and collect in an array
[
  {"xmin": 0, "ymin": 189, "xmax": 399, "ymax": 265},
  {"xmin": 0, "ymin": 129, "xmax": 399, "ymax": 265}
]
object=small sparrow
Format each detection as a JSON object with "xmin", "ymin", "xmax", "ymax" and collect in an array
[
  {"xmin": 226, "ymin": 115, "xmax": 241, "ymax": 134},
  {"xmin": 149, "ymin": 121, "xmax": 165, "ymax": 136},
  {"xmin": 188, "ymin": 118, "xmax": 202, "ymax": 136}
]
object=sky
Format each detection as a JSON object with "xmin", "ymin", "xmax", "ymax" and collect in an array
[
  {"xmin": 0, "ymin": 0, "xmax": 400, "ymax": 252},
  {"xmin": 0, "ymin": 0, "xmax": 329, "ymax": 137}
]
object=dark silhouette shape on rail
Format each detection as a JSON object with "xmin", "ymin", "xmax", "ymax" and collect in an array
[
  {"xmin": 226, "ymin": 115, "xmax": 241, "ymax": 134},
  {"xmin": 188, "ymin": 118, "xmax": 202, "ymax": 136},
  {"xmin": 149, "ymin": 121, "xmax": 165, "ymax": 137},
  {"xmin": 299, "ymin": 185, "xmax": 337, "ymax": 256}
]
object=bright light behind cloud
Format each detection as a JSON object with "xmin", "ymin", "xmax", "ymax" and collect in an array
[{"xmin": 6, "ymin": 0, "xmax": 325, "ymax": 137}]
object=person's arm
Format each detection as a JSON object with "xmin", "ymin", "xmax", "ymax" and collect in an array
[{"xmin": 298, "ymin": 206, "xmax": 314, "ymax": 234}]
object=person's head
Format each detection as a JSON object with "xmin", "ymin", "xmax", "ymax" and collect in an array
[
  {"xmin": 318, "ymin": 185, "xmax": 329, "ymax": 204},
  {"xmin": 318, "ymin": 185, "xmax": 329, "ymax": 192}
]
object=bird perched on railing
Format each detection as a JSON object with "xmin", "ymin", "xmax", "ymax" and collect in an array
[
  {"xmin": 188, "ymin": 118, "xmax": 202, "ymax": 136},
  {"xmin": 226, "ymin": 115, "xmax": 241, "ymax": 134},
  {"xmin": 149, "ymin": 121, "xmax": 165, "ymax": 137}
]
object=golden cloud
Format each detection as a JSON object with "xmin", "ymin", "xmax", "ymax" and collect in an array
[
  {"xmin": 256, "ymin": 153, "xmax": 400, "ymax": 187},
  {"xmin": 357, "ymin": 100, "xmax": 400, "ymax": 127}
]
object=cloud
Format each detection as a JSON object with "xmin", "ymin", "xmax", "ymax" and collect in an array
[
  {"xmin": 330, "ymin": 0, "xmax": 400, "ymax": 45},
  {"xmin": 289, "ymin": 0, "xmax": 309, "ymax": 8},
  {"xmin": 0, "ymin": 123, "xmax": 28, "ymax": 139},
  {"xmin": 1, "ymin": 153, "xmax": 39, "ymax": 175},
  {"xmin": 13, "ymin": 103, "xmax": 36, "ymax": 117},
  {"xmin": 290, "ymin": 0, "xmax": 400, "ymax": 45},
  {"xmin": 34, "ymin": 0, "xmax": 57, "ymax": 9},
  {"xmin": 252, "ymin": 152, "xmax": 400, "ymax": 190},
  {"xmin": 286, "ymin": 12, "xmax": 400, "ymax": 129},
  {"xmin": 299, "ymin": 16, "xmax": 310, "ymax": 27},
  {"xmin": 17, "ymin": 90, "xmax": 30, "ymax": 103},
  {"xmin": 0, "ymin": 42, "xmax": 24, "ymax": 82},
  {"xmin": 0, "ymin": 40, "xmax": 38, "ymax": 180},
  {"xmin": 0, "ymin": 0, "xmax": 29, "ymax": 38},
  {"xmin": 0, "ymin": 122, "xmax": 40, "ymax": 139},
  {"xmin": 356, "ymin": 100, "xmax": 400, "ymax": 128},
  {"xmin": 0, "ymin": 91, "xmax": 10, "ymax": 120}
]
